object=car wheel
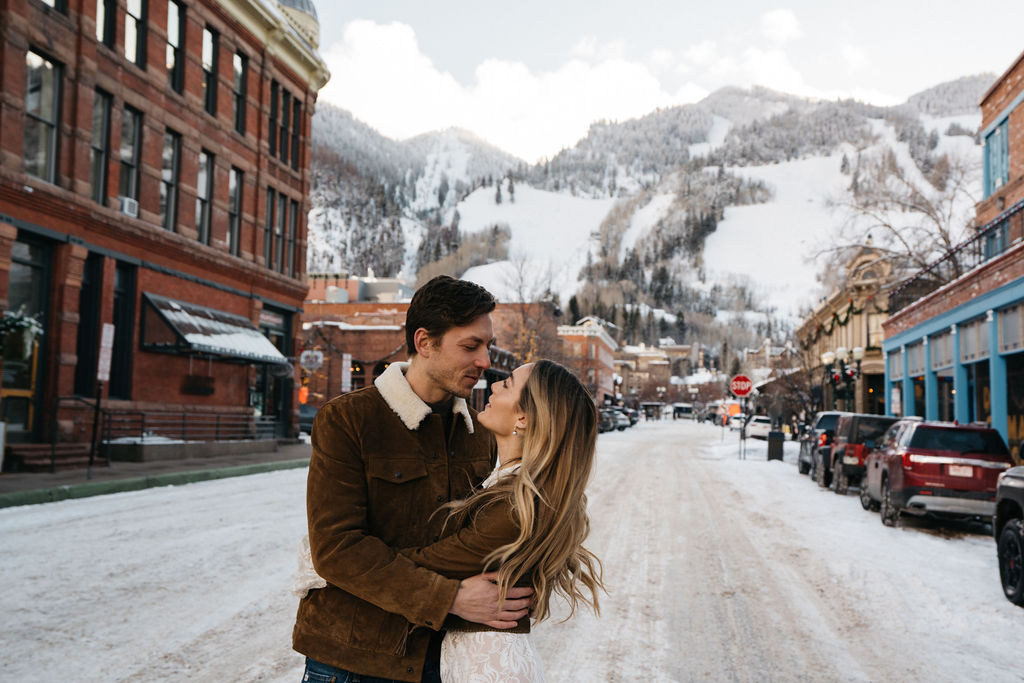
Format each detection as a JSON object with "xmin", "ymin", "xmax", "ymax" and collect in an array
[
  {"xmin": 815, "ymin": 455, "xmax": 831, "ymax": 488},
  {"xmin": 880, "ymin": 478, "xmax": 900, "ymax": 527},
  {"xmin": 858, "ymin": 480, "xmax": 879, "ymax": 511},
  {"xmin": 832, "ymin": 458, "xmax": 848, "ymax": 495},
  {"xmin": 998, "ymin": 519, "xmax": 1024, "ymax": 606},
  {"xmin": 798, "ymin": 459, "xmax": 810, "ymax": 475}
]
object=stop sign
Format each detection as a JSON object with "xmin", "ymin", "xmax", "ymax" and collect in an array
[{"xmin": 730, "ymin": 375, "xmax": 753, "ymax": 397}]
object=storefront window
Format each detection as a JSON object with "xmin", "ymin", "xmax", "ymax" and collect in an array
[{"xmin": 3, "ymin": 237, "xmax": 51, "ymax": 433}]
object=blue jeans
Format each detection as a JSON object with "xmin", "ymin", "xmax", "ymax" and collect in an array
[{"xmin": 302, "ymin": 631, "xmax": 443, "ymax": 683}]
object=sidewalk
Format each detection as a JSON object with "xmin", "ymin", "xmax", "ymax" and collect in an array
[{"xmin": 0, "ymin": 441, "xmax": 311, "ymax": 509}]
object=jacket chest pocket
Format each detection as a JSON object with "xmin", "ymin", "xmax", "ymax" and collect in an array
[
  {"xmin": 365, "ymin": 457, "xmax": 432, "ymax": 542},
  {"xmin": 367, "ymin": 457, "xmax": 429, "ymax": 486}
]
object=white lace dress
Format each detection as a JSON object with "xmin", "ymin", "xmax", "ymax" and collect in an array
[{"xmin": 439, "ymin": 463, "xmax": 545, "ymax": 683}]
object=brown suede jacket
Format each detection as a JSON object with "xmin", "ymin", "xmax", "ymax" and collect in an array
[{"xmin": 293, "ymin": 362, "xmax": 517, "ymax": 682}]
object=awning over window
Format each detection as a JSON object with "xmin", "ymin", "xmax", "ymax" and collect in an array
[{"xmin": 142, "ymin": 293, "xmax": 289, "ymax": 365}]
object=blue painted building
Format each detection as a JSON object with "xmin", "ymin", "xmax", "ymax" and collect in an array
[{"xmin": 883, "ymin": 51, "xmax": 1024, "ymax": 463}]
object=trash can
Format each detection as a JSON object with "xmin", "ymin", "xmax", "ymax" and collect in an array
[{"xmin": 767, "ymin": 430, "xmax": 785, "ymax": 461}]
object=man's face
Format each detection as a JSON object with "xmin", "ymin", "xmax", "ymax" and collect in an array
[{"xmin": 422, "ymin": 314, "xmax": 494, "ymax": 399}]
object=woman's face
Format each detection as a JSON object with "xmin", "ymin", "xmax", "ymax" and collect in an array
[{"xmin": 479, "ymin": 363, "xmax": 534, "ymax": 436}]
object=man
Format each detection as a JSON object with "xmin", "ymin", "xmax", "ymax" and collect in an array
[{"xmin": 293, "ymin": 275, "xmax": 532, "ymax": 682}]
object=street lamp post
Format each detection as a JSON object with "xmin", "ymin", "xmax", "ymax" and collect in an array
[{"xmin": 821, "ymin": 346, "xmax": 864, "ymax": 411}]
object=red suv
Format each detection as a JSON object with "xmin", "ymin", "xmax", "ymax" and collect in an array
[
  {"xmin": 863, "ymin": 419, "xmax": 1013, "ymax": 526},
  {"xmin": 827, "ymin": 413, "xmax": 899, "ymax": 495}
]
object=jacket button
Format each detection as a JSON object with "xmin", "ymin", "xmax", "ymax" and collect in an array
[
  {"xmin": 448, "ymin": 450, "xmax": 455, "ymax": 458},
  {"xmin": 407, "ymin": 667, "xmax": 414, "ymax": 674},
  {"xmin": 394, "ymin": 472, "xmax": 402, "ymax": 479},
  {"xmin": 432, "ymin": 453, "xmax": 439, "ymax": 460},
  {"xmin": 436, "ymin": 495, "xmax": 443, "ymax": 502},
  {"xmin": 433, "ymin": 536, "xmax": 439, "ymax": 542},
  {"xmin": 426, "ymin": 620, "xmax": 433, "ymax": 626}
]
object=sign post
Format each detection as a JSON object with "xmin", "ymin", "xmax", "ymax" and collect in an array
[
  {"xmin": 89, "ymin": 323, "xmax": 115, "ymax": 477},
  {"xmin": 730, "ymin": 375, "xmax": 753, "ymax": 459}
]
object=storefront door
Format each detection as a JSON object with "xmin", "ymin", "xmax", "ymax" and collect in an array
[{"xmin": 2, "ymin": 235, "xmax": 51, "ymax": 440}]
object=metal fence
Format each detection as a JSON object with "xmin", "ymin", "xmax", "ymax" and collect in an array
[
  {"xmin": 102, "ymin": 410, "xmax": 281, "ymax": 443},
  {"xmin": 888, "ymin": 197, "xmax": 1024, "ymax": 315}
]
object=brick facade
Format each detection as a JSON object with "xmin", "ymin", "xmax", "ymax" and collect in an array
[
  {"xmin": 0, "ymin": 0, "xmax": 328, "ymax": 446},
  {"xmin": 976, "ymin": 50, "xmax": 1024, "ymax": 226}
]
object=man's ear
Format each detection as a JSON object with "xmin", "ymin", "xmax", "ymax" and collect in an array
[{"xmin": 413, "ymin": 328, "xmax": 436, "ymax": 357}]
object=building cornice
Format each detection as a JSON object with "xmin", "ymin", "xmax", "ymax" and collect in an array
[{"xmin": 225, "ymin": 0, "xmax": 330, "ymax": 90}]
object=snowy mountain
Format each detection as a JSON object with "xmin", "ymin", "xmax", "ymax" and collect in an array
[{"xmin": 307, "ymin": 74, "xmax": 994, "ymax": 351}]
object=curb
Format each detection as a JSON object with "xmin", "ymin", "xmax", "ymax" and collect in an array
[{"xmin": 0, "ymin": 458, "xmax": 309, "ymax": 510}]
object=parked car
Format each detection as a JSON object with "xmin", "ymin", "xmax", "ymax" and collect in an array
[
  {"xmin": 298, "ymin": 403, "xmax": 318, "ymax": 434},
  {"xmin": 863, "ymin": 419, "xmax": 1013, "ymax": 526},
  {"xmin": 625, "ymin": 408, "xmax": 640, "ymax": 426},
  {"xmin": 746, "ymin": 415, "xmax": 772, "ymax": 440},
  {"xmin": 598, "ymin": 410, "xmax": 616, "ymax": 433},
  {"xmin": 826, "ymin": 413, "xmax": 899, "ymax": 495},
  {"xmin": 994, "ymin": 465, "xmax": 1024, "ymax": 606},
  {"xmin": 610, "ymin": 409, "xmax": 631, "ymax": 431},
  {"xmin": 798, "ymin": 411, "xmax": 847, "ymax": 477},
  {"xmin": 728, "ymin": 413, "xmax": 748, "ymax": 430}
]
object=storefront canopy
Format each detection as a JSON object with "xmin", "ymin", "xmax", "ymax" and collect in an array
[{"xmin": 142, "ymin": 293, "xmax": 289, "ymax": 365}]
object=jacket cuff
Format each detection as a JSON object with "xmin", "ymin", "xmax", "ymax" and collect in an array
[{"xmin": 412, "ymin": 574, "xmax": 461, "ymax": 630}]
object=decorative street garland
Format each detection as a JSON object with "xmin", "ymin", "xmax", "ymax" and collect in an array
[{"xmin": 798, "ymin": 294, "xmax": 890, "ymax": 351}]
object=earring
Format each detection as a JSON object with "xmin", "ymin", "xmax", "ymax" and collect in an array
[{"xmin": 513, "ymin": 427, "xmax": 518, "ymax": 436}]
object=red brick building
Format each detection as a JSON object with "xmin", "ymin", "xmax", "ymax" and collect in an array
[{"xmin": 0, "ymin": 0, "xmax": 328, "ymax": 453}]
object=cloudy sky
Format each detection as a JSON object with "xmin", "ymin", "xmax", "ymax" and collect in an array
[{"xmin": 312, "ymin": 1, "xmax": 1024, "ymax": 163}]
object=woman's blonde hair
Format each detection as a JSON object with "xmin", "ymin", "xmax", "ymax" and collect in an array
[{"xmin": 447, "ymin": 359, "xmax": 604, "ymax": 621}]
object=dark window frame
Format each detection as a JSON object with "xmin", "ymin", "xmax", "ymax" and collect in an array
[
  {"xmin": 166, "ymin": 0, "xmax": 185, "ymax": 93},
  {"xmin": 160, "ymin": 128, "xmax": 182, "ymax": 231},
  {"xmin": 24, "ymin": 50, "xmax": 62, "ymax": 184},
  {"xmin": 269, "ymin": 80, "xmax": 278, "ymax": 157},
  {"xmin": 118, "ymin": 105, "xmax": 142, "ymax": 201},
  {"xmin": 89, "ymin": 88, "xmax": 112, "ymax": 204},
  {"xmin": 232, "ymin": 51, "xmax": 247, "ymax": 135},
  {"xmin": 196, "ymin": 149, "xmax": 214, "ymax": 244},
  {"xmin": 275, "ymin": 192, "xmax": 286, "ymax": 273},
  {"xmin": 279, "ymin": 89, "xmax": 290, "ymax": 166},
  {"xmin": 125, "ymin": 0, "xmax": 147, "ymax": 67},
  {"xmin": 201, "ymin": 26, "xmax": 218, "ymax": 115},
  {"xmin": 290, "ymin": 97, "xmax": 301, "ymax": 170},
  {"xmin": 287, "ymin": 198, "xmax": 298, "ymax": 277},
  {"xmin": 264, "ymin": 186, "xmax": 274, "ymax": 267},
  {"xmin": 95, "ymin": 0, "xmax": 116, "ymax": 47},
  {"xmin": 228, "ymin": 167, "xmax": 242, "ymax": 256}
]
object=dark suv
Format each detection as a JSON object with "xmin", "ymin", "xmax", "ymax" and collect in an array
[
  {"xmin": 798, "ymin": 411, "xmax": 848, "ymax": 480},
  {"xmin": 827, "ymin": 413, "xmax": 899, "ymax": 495},
  {"xmin": 994, "ymin": 465, "xmax": 1024, "ymax": 606},
  {"xmin": 863, "ymin": 419, "xmax": 1013, "ymax": 526}
]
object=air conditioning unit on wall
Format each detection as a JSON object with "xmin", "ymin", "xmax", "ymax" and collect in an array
[{"xmin": 119, "ymin": 196, "xmax": 139, "ymax": 218}]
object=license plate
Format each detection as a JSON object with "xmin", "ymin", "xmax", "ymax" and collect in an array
[{"xmin": 948, "ymin": 464, "xmax": 973, "ymax": 477}]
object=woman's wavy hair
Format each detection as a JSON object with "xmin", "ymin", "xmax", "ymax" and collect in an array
[{"xmin": 446, "ymin": 359, "xmax": 604, "ymax": 621}]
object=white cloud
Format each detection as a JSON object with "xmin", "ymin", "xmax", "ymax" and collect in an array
[
  {"xmin": 841, "ymin": 44, "xmax": 868, "ymax": 71},
  {"xmin": 759, "ymin": 9, "xmax": 803, "ymax": 44},
  {"xmin": 319, "ymin": 21, "xmax": 690, "ymax": 162}
]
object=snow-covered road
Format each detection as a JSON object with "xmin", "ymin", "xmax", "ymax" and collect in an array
[{"xmin": 1, "ymin": 421, "xmax": 1019, "ymax": 681}]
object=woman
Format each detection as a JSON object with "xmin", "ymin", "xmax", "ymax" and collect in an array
[
  {"xmin": 295, "ymin": 360, "xmax": 603, "ymax": 681},
  {"xmin": 404, "ymin": 359, "xmax": 604, "ymax": 682}
]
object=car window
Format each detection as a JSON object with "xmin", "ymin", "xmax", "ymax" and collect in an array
[
  {"xmin": 878, "ymin": 423, "xmax": 901, "ymax": 449},
  {"xmin": 815, "ymin": 413, "xmax": 841, "ymax": 431},
  {"xmin": 854, "ymin": 417, "xmax": 897, "ymax": 443},
  {"xmin": 908, "ymin": 427, "xmax": 1010, "ymax": 455}
]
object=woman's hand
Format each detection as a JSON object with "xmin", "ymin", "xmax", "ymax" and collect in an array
[{"xmin": 449, "ymin": 572, "xmax": 533, "ymax": 628}]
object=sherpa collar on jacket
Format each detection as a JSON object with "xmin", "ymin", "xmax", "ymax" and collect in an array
[{"xmin": 374, "ymin": 361, "xmax": 475, "ymax": 434}]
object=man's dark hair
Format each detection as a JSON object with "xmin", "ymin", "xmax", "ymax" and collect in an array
[{"xmin": 406, "ymin": 275, "xmax": 496, "ymax": 354}]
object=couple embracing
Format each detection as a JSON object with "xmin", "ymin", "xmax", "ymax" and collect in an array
[{"xmin": 292, "ymin": 276, "xmax": 604, "ymax": 682}]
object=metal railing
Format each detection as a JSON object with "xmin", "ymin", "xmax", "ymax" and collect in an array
[
  {"xmin": 888, "ymin": 197, "xmax": 1024, "ymax": 314},
  {"xmin": 101, "ymin": 410, "xmax": 281, "ymax": 444}
]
